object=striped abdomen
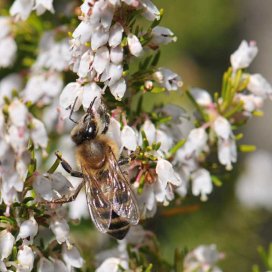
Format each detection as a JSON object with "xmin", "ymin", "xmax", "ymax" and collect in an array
[{"xmin": 107, "ymin": 211, "xmax": 130, "ymax": 240}]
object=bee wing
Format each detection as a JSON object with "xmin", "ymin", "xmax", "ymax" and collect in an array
[
  {"xmin": 82, "ymin": 165, "xmax": 112, "ymax": 233},
  {"xmin": 107, "ymin": 150, "xmax": 140, "ymax": 225}
]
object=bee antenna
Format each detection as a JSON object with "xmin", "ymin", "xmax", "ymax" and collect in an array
[
  {"xmin": 69, "ymin": 97, "xmax": 79, "ymax": 124},
  {"xmin": 87, "ymin": 96, "xmax": 97, "ymax": 114}
]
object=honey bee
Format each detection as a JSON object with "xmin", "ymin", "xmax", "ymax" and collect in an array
[{"xmin": 53, "ymin": 98, "xmax": 140, "ymax": 240}]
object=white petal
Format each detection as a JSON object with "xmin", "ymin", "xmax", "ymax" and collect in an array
[
  {"xmin": 96, "ymin": 257, "xmax": 128, "ymax": 272},
  {"xmin": 0, "ymin": 230, "xmax": 15, "ymax": 260},
  {"xmin": 109, "ymin": 78, "xmax": 126, "ymax": 100},
  {"xmin": 213, "ymin": 116, "xmax": 231, "ymax": 140},
  {"xmin": 82, "ymin": 83, "xmax": 102, "ymax": 108},
  {"xmin": 190, "ymin": 88, "xmax": 212, "ymax": 107},
  {"xmin": 50, "ymin": 219, "xmax": 70, "ymax": 244},
  {"xmin": 77, "ymin": 50, "xmax": 94, "ymax": 78},
  {"xmin": 93, "ymin": 46, "xmax": 110, "ymax": 75},
  {"xmin": 10, "ymin": 0, "xmax": 34, "ymax": 21},
  {"xmin": 17, "ymin": 217, "xmax": 38, "ymax": 241},
  {"xmin": 59, "ymin": 82, "xmax": 83, "ymax": 111},
  {"xmin": 72, "ymin": 21, "xmax": 93, "ymax": 43},
  {"xmin": 151, "ymin": 26, "xmax": 176, "ymax": 45},
  {"xmin": 110, "ymin": 46, "xmax": 123, "ymax": 64},
  {"xmin": 156, "ymin": 159, "xmax": 182, "ymax": 188},
  {"xmin": 17, "ymin": 245, "xmax": 34, "ymax": 272},
  {"xmin": 218, "ymin": 138, "xmax": 237, "ymax": 170},
  {"xmin": 31, "ymin": 118, "xmax": 48, "ymax": 149},
  {"xmin": 230, "ymin": 40, "xmax": 258, "ymax": 71},
  {"xmin": 91, "ymin": 27, "xmax": 109, "ymax": 50},
  {"xmin": 53, "ymin": 260, "xmax": 68, "ymax": 272},
  {"xmin": 121, "ymin": 125, "xmax": 137, "ymax": 151},
  {"xmin": 0, "ymin": 37, "xmax": 17, "ymax": 68},
  {"xmin": 109, "ymin": 23, "xmax": 124, "ymax": 47},
  {"xmin": 33, "ymin": 174, "xmax": 53, "ymax": 201},
  {"xmin": 0, "ymin": 17, "xmax": 11, "ymax": 39},
  {"xmin": 140, "ymin": 0, "xmax": 160, "ymax": 21},
  {"xmin": 127, "ymin": 34, "xmax": 143, "ymax": 57},
  {"xmin": 106, "ymin": 118, "xmax": 122, "ymax": 150},
  {"xmin": 37, "ymin": 258, "xmax": 54, "ymax": 272},
  {"xmin": 141, "ymin": 119, "xmax": 156, "ymax": 145},
  {"xmin": 101, "ymin": 64, "xmax": 123, "ymax": 86},
  {"xmin": 62, "ymin": 245, "xmax": 84, "ymax": 268},
  {"xmin": 248, "ymin": 74, "xmax": 272, "ymax": 98},
  {"xmin": 8, "ymin": 99, "xmax": 28, "ymax": 127},
  {"xmin": 191, "ymin": 168, "xmax": 213, "ymax": 201}
]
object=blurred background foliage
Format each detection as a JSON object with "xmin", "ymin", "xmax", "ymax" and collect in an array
[{"xmin": 1, "ymin": 0, "xmax": 272, "ymax": 271}]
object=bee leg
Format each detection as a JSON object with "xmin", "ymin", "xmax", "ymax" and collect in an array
[
  {"xmin": 49, "ymin": 182, "xmax": 84, "ymax": 204},
  {"xmin": 101, "ymin": 113, "xmax": 110, "ymax": 134},
  {"xmin": 56, "ymin": 153, "xmax": 83, "ymax": 178}
]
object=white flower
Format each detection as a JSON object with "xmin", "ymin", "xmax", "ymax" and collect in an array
[
  {"xmin": 217, "ymin": 138, "xmax": 237, "ymax": 171},
  {"xmin": 72, "ymin": 21, "xmax": 93, "ymax": 44},
  {"xmin": 35, "ymin": 0, "xmax": 54, "ymax": 16},
  {"xmin": 247, "ymin": 74, "xmax": 272, "ymax": 98},
  {"xmin": 69, "ymin": 191, "xmax": 89, "ymax": 220},
  {"xmin": 184, "ymin": 244, "xmax": 223, "ymax": 272},
  {"xmin": 236, "ymin": 93, "xmax": 263, "ymax": 113},
  {"xmin": 121, "ymin": 125, "xmax": 138, "ymax": 151},
  {"xmin": 30, "ymin": 118, "xmax": 48, "ymax": 149},
  {"xmin": 53, "ymin": 260, "xmax": 68, "ymax": 272},
  {"xmin": 0, "ymin": 37, "xmax": 17, "ymax": 68},
  {"xmin": 213, "ymin": 116, "xmax": 232, "ymax": 140},
  {"xmin": 91, "ymin": 26, "xmax": 109, "ymax": 50},
  {"xmin": 110, "ymin": 46, "xmax": 123, "ymax": 64},
  {"xmin": 156, "ymin": 159, "xmax": 182, "ymax": 188},
  {"xmin": 181, "ymin": 127, "xmax": 208, "ymax": 157},
  {"xmin": 0, "ymin": 74, "xmax": 23, "ymax": 105},
  {"xmin": 140, "ymin": 0, "xmax": 160, "ymax": 21},
  {"xmin": 236, "ymin": 151, "xmax": 272, "ymax": 211},
  {"xmin": 50, "ymin": 218, "xmax": 70, "ymax": 244},
  {"xmin": 16, "ymin": 216, "xmax": 38, "ymax": 242},
  {"xmin": 153, "ymin": 68, "xmax": 183, "ymax": 91},
  {"xmin": 108, "ymin": 23, "xmax": 124, "ymax": 48},
  {"xmin": 10, "ymin": 0, "xmax": 34, "ymax": 21},
  {"xmin": 8, "ymin": 99, "xmax": 28, "ymax": 128},
  {"xmin": 37, "ymin": 258, "xmax": 54, "ymax": 272},
  {"xmin": 190, "ymin": 88, "xmax": 212, "ymax": 107},
  {"xmin": 93, "ymin": 46, "xmax": 110, "ymax": 75},
  {"xmin": 151, "ymin": 26, "xmax": 176, "ymax": 46},
  {"xmin": 230, "ymin": 40, "xmax": 258, "ymax": 71},
  {"xmin": 77, "ymin": 50, "xmax": 94, "ymax": 78},
  {"xmin": 109, "ymin": 78, "xmax": 127, "ymax": 100},
  {"xmin": 127, "ymin": 34, "xmax": 143, "ymax": 57},
  {"xmin": 17, "ymin": 245, "xmax": 35, "ymax": 272},
  {"xmin": 0, "ymin": 230, "xmax": 15, "ymax": 260},
  {"xmin": 191, "ymin": 168, "xmax": 213, "ymax": 201},
  {"xmin": 106, "ymin": 117, "xmax": 122, "ymax": 150},
  {"xmin": 96, "ymin": 257, "xmax": 128, "ymax": 272},
  {"xmin": 0, "ymin": 17, "xmax": 11, "ymax": 39},
  {"xmin": 62, "ymin": 244, "xmax": 84, "ymax": 269}
]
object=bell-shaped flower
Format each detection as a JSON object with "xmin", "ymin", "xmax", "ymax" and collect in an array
[
  {"xmin": 151, "ymin": 26, "xmax": 176, "ymax": 46},
  {"xmin": 17, "ymin": 245, "xmax": 35, "ymax": 272},
  {"xmin": 156, "ymin": 159, "xmax": 182, "ymax": 188},
  {"xmin": 30, "ymin": 118, "xmax": 48, "ymax": 150},
  {"xmin": 96, "ymin": 257, "xmax": 128, "ymax": 272},
  {"xmin": 50, "ymin": 218, "xmax": 70, "ymax": 244},
  {"xmin": 93, "ymin": 46, "xmax": 110, "ymax": 75},
  {"xmin": 110, "ymin": 46, "xmax": 123, "ymax": 64},
  {"xmin": 91, "ymin": 26, "xmax": 109, "ymax": 50},
  {"xmin": 106, "ymin": 117, "xmax": 122, "ymax": 150},
  {"xmin": 236, "ymin": 94, "xmax": 263, "ymax": 113},
  {"xmin": 153, "ymin": 179, "xmax": 174, "ymax": 204},
  {"xmin": 77, "ymin": 50, "xmax": 95, "ymax": 78},
  {"xmin": 72, "ymin": 21, "xmax": 93, "ymax": 44},
  {"xmin": 127, "ymin": 34, "xmax": 143, "ymax": 57},
  {"xmin": 190, "ymin": 88, "xmax": 212, "ymax": 107},
  {"xmin": 35, "ymin": 0, "xmax": 54, "ymax": 15},
  {"xmin": 16, "ymin": 216, "xmax": 38, "ymax": 242},
  {"xmin": 121, "ymin": 125, "xmax": 138, "ymax": 151},
  {"xmin": 0, "ymin": 74, "xmax": 22, "ymax": 105},
  {"xmin": 191, "ymin": 168, "xmax": 213, "ymax": 201},
  {"xmin": 217, "ymin": 137, "xmax": 237, "ymax": 171},
  {"xmin": 230, "ymin": 40, "xmax": 258, "ymax": 71},
  {"xmin": 10, "ymin": 0, "xmax": 33, "ymax": 21},
  {"xmin": 53, "ymin": 260, "xmax": 68, "ymax": 272},
  {"xmin": 213, "ymin": 116, "xmax": 232, "ymax": 140},
  {"xmin": 8, "ymin": 99, "xmax": 28, "ymax": 128},
  {"xmin": 0, "ymin": 37, "xmax": 17, "ymax": 68},
  {"xmin": 140, "ymin": 0, "xmax": 160, "ymax": 21},
  {"xmin": 0, "ymin": 230, "xmax": 15, "ymax": 260},
  {"xmin": 101, "ymin": 63, "xmax": 123, "ymax": 86},
  {"xmin": 153, "ymin": 68, "xmax": 183, "ymax": 91},
  {"xmin": 62, "ymin": 244, "xmax": 84, "ymax": 269},
  {"xmin": 82, "ymin": 83, "xmax": 103, "ymax": 109},
  {"xmin": 247, "ymin": 73, "xmax": 272, "ymax": 98},
  {"xmin": 109, "ymin": 23, "xmax": 124, "ymax": 48},
  {"xmin": 0, "ymin": 17, "xmax": 11, "ymax": 39},
  {"xmin": 109, "ymin": 78, "xmax": 127, "ymax": 100},
  {"xmin": 37, "ymin": 257, "xmax": 54, "ymax": 272}
]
